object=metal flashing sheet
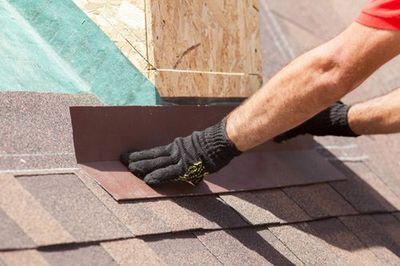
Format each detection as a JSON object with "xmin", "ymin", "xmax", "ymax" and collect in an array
[{"xmin": 70, "ymin": 106, "xmax": 344, "ymax": 200}]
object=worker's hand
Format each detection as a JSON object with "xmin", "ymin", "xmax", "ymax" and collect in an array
[
  {"xmin": 274, "ymin": 101, "xmax": 358, "ymax": 143},
  {"xmin": 120, "ymin": 119, "xmax": 241, "ymax": 186}
]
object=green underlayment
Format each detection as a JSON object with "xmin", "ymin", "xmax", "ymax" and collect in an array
[{"xmin": 0, "ymin": 0, "xmax": 161, "ymax": 105}]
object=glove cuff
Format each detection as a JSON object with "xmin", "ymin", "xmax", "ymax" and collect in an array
[
  {"xmin": 329, "ymin": 103, "xmax": 359, "ymax": 137},
  {"xmin": 199, "ymin": 119, "xmax": 241, "ymax": 172}
]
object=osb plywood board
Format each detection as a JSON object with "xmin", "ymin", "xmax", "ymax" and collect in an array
[
  {"xmin": 73, "ymin": 0, "xmax": 149, "ymax": 73},
  {"xmin": 74, "ymin": 0, "xmax": 263, "ymax": 96},
  {"xmin": 146, "ymin": 0, "xmax": 262, "ymax": 74},
  {"xmin": 149, "ymin": 70, "xmax": 263, "ymax": 97}
]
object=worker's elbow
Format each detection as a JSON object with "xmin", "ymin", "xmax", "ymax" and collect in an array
[
  {"xmin": 330, "ymin": 58, "xmax": 356, "ymax": 94},
  {"xmin": 313, "ymin": 45, "xmax": 357, "ymax": 99}
]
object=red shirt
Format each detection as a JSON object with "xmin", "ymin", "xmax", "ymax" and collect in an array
[{"xmin": 356, "ymin": 0, "xmax": 400, "ymax": 30}]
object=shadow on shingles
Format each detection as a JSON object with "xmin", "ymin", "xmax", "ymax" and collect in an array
[
  {"xmin": 141, "ymin": 223, "xmax": 296, "ymax": 266},
  {"xmin": 117, "ymin": 182, "xmax": 296, "ymax": 263},
  {"xmin": 170, "ymin": 140, "xmax": 400, "ymax": 264},
  {"xmin": 224, "ymin": 228, "xmax": 296, "ymax": 265},
  {"xmin": 174, "ymin": 196, "xmax": 296, "ymax": 265}
]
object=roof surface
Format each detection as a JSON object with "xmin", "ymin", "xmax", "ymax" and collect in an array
[
  {"xmin": 1, "ymin": 94, "xmax": 400, "ymax": 265},
  {"xmin": 2, "ymin": 0, "xmax": 400, "ymax": 265}
]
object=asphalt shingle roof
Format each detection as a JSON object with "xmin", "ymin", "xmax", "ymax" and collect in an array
[
  {"xmin": 1, "ymin": 90, "xmax": 400, "ymax": 265},
  {"xmin": 2, "ymin": 0, "xmax": 400, "ymax": 264}
]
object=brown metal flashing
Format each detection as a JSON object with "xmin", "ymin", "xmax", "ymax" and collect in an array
[
  {"xmin": 70, "ymin": 105, "xmax": 344, "ymax": 200},
  {"xmin": 79, "ymin": 149, "xmax": 345, "ymax": 200},
  {"xmin": 70, "ymin": 105, "xmax": 314, "ymax": 163}
]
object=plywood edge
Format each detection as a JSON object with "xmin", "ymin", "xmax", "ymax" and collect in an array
[{"xmin": 149, "ymin": 70, "xmax": 263, "ymax": 97}]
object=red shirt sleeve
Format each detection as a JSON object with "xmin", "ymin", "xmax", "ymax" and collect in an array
[{"xmin": 356, "ymin": 0, "xmax": 400, "ymax": 30}]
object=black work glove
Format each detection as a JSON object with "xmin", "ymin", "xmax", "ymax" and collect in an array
[
  {"xmin": 274, "ymin": 101, "xmax": 359, "ymax": 143},
  {"xmin": 120, "ymin": 119, "xmax": 241, "ymax": 186}
]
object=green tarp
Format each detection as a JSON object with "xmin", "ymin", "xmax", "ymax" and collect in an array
[{"xmin": 0, "ymin": 0, "xmax": 160, "ymax": 105}]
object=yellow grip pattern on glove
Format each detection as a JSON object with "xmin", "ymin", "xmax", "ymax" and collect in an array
[{"xmin": 175, "ymin": 161, "xmax": 209, "ymax": 185}]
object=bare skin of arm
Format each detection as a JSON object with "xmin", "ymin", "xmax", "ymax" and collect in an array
[
  {"xmin": 226, "ymin": 23, "xmax": 400, "ymax": 151},
  {"xmin": 349, "ymin": 87, "xmax": 400, "ymax": 135}
]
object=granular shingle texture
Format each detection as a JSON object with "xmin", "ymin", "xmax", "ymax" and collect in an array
[
  {"xmin": 41, "ymin": 245, "xmax": 118, "ymax": 266},
  {"xmin": 2, "ymin": 0, "xmax": 400, "ymax": 264},
  {"xmin": 17, "ymin": 174, "xmax": 132, "ymax": 241},
  {"xmin": 0, "ymin": 174, "xmax": 74, "ymax": 247},
  {"xmin": 196, "ymin": 228, "xmax": 303, "ymax": 265},
  {"xmin": 283, "ymin": 183, "xmax": 357, "ymax": 218},
  {"xmin": 77, "ymin": 169, "xmax": 247, "ymax": 235},
  {"xmin": 355, "ymin": 135, "xmax": 400, "ymax": 197},
  {"xmin": 143, "ymin": 233, "xmax": 222, "ymax": 266},
  {"xmin": 339, "ymin": 215, "xmax": 400, "ymax": 265},
  {"xmin": 0, "ymin": 250, "xmax": 48, "ymax": 266},
  {"xmin": 0, "ymin": 92, "xmax": 101, "ymax": 170},
  {"xmin": 0, "ymin": 209, "xmax": 34, "ymax": 249},
  {"xmin": 329, "ymin": 161, "xmax": 400, "ymax": 212},
  {"xmin": 269, "ymin": 219, "xmax": 382, "ymax": 265},
  {"xmin": 394, "ymin": 212, "xmax": 400, "ymax": 222},
  {"xmin": 220, "ymin": 190, "xmax": 310, "ymax": 224},
  {"xmin": 101, "ymin": 238, "xmax": 167, "ymax": 266}
]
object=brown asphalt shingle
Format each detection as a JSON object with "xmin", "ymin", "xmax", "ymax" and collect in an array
[
  {"xmin": 0, "ymin": 209, "xmax": 35, "ymax": 250},
  {"xmin": 330, "ymin": 161, "xmax": 400, "ymax": 212},
  {"xmin": 269, "ymin": 218, "xmax": 382, "ymax": 266},
  {"xmin": 40, "ymin": 245, "xmax": 117, "ymax": 266},
  {"xmin": 283, "ymin": 183, "xmax": 357, "ymax": 218},
  {"xmin": 17, "ymin": 173, "xmax": 132, "ymax": 242},
  {"xmin": 315, "ymin": 141, "xmax": 366, "ymax": 162},
  {"xmin": 355, "ymin": 135, "xmax": 400, "ymax": 198},
  {"xmin": 101, "ymin": 238, "xmax": 167, "ymax": 266},
  {"xmin": 260, "ymin": 0, "xmax": 356, "ymax": 79},
  {"xmin": 195, "ymin": 228, "xmax": 303, "ymax": 265},
  {"xmin": 0, "ymin": 250, "xmax": 49, "ymax": 266},
  {"xmin": 0, "ymin": 174, "xmax": 74, "ymax": 248},
  {"xmin": 77, "ymin": 169, "xmax": 247, "ymax": 235},
  {"xmin": 220, "ymin": 189, "xmax": 310, "ymax": 225},
  {"xmin": 394, "ymin": 212, "xmax": 400, "ymax": 222},
  {"xmin": 142, "ymin": 233, "xmax": 222, "ymax": 266},
  {"xmin": 339, "ymin": 215, "xmax": 400, "ymax": 265},
  {"xmin": 0, "ymin": 92, "xmax": 101, "ymax": 171},
  {"xmin": 372, "ymin": 214, "xmax": 400, "ymax": 244}
]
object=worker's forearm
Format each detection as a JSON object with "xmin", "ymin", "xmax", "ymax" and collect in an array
[
  {"xmin": 226, "ymin": 48, "xmax": 344, "ymax": 151},
  {"xmin": 226, "ymin": 23, "xmax": 400, "ymax": 151},
  {"xmin": 349, "ymin": 88, "xmax": 400, "ymax": 135}
]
